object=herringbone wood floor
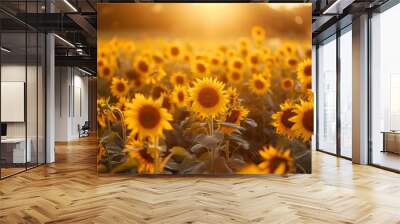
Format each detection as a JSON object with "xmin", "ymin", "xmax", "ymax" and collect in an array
[{"xmin": 1, "ymin": 137, "xmax": 400, "ymax": 224}]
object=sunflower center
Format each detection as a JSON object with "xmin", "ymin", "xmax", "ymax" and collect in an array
[
  {"xmin": 171, "ymin": 47, "xmax": 180, "ymax": 56},
  {"xmin": 302, "ymin": 109, "xmax": 314, "ymax": 132},
  {"xmin": 98, "ymin": 60, "xmax": 104, "ymax": 67},
  {"xmin": 254, "ymin": 79, "xmax": 265, "ymax": 90},
  {"xmin": 211, "ymin": 58, "xmax": 219, "ymax": 65},
  {"xmin": 288, "ymin": 59, "xmax": 297, "ymax": 66},
  {"xmin": 177, "ymin": 92, "xmax": 185, "ymax": 102},
  {"xmin": 138, "ymin": 61, "xmax": 149, "ymax": 73},
  {"xmin": 138, "ymin": 105, "xmax": 161, "ymax": 129},
  {"xmin": 306, "ymin": 82, "xmax": 312, "ymax": 89},
  {"xmin": 153, "ymin": 55, "xmax": 163, "ymax": 64},
  {"xmin": 232, "ymin": 71, "xmax": 240, "ymax": 81},
  {"xmin": 197, "ymin": 63, "xmax": 206, "ymax": 73},
  {"xmin": 103, "ymin": 67, "xmax": 111, "ymax": 76},
  {"xmin": 251, "ymin": 56, "xmax": 258, "ymax": 64},
  {"xmin": 116, "ymin": 82, "xmax": 126, "ymax": 92},
  {"xmin": 304, "ymin": 64, "xmax": 312, "ymax": 76},
  {"xmin": 175, "ymin": 76, "xmax": 184, "ymax": 85},
  {"xmin": 234, "ymin": 61, "xmax": 242, "ymax": 69},
  {"xmin": 152, "ymin": 86, "xmax": 166, "ymax": 99},
  {"xmin": 197, "ymin": 87, "xmax": 220, "ymax": 108},
  {"xmin": 281, "ymin": 109, "xmax": 296, "ymax": 129},
  {"xmin": 126, "ymin": 69, "xmax": 139, "ymax": 81},
  {"xmin": 134, "ymin": 79, "xmax": 142, "ymax": 87},
  {"xmin": 139, "ymin": 149, "xmax": 154, "ymax": 164},
  {"xmin": 226, "ymin": 109, "xmax": 241, "ymax": 123},
  {"xmin": 283, "ymin": 80, "xmax": 293, "ymax": 89},
  {"xmin": 269, "ymin": 156, "xmax": 289, "ymax": 173}
]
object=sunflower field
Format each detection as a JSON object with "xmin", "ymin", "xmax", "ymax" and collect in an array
[{"xmin": 97, "ymin": 24, "xmax": 313, "ymax": 175}]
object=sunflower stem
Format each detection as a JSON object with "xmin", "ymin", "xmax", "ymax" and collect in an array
[
  {"xmin": 208, "ymin": 117, "xmax": 215, "ymax": 173},
  {"xmin": 154, "ymin": 136, "xmax": 160, "ymax": 173}
]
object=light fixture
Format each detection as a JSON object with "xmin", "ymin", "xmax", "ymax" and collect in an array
[
  {"xmin": 63, "ymin": 0, "xmax": 78, "ymax": 12},
  {"xmin": 78, "ymin": 67, "xmax": 93, "ymax": 76},
  {"xmin": 54, "ymin": 34, "xmax": 75, "ymax": 48},
  {"xmin": 1, "ymin": 47, "xmax": 11, "ymax": 53}
]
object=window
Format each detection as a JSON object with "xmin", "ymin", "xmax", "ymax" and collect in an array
[
  {"xmin": 339, "ymin": 28, "xmax": 352, "ymax": 158},
  {"xmin": 370, "ymin": 3, "xmax": 400, "ymax": 171},
  {"xmin": 317, "ymin": 36, "xmax": 337, "ymax": 154}
]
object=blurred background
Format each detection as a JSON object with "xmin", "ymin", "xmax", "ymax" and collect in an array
[{"xmin": 98, "ymin": 3, "xmax": 311, "ymax": 41}]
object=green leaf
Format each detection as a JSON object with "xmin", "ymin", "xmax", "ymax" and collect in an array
[
  {"xmin": 219, "ymin": 122, "xmax": 246, "ymax": 131},
  {"xmin": 244, "ymin": 118, "xmax": 258, "ymax": 128},
  {"xmin": 190, "ymin": 143, "xmax": 204, "ymax": 153},
  {"xmin": 194, "ymin": 133, "xmax": 223, "ymax": 149}
]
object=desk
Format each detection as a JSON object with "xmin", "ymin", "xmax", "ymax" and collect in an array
[
  {"xmin": 1, "ymin": 138, "xmax": 31, "ymax": 163},
  {"xmin": 382, "ymin": 131, "xmax": 400, "ymax": 154}
]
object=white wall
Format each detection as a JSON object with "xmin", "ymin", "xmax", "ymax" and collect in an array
[{"xmin": 55, "ymin": 67, "xmax": 89, "ymax": 141}]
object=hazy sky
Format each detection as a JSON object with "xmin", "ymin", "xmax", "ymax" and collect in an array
[{"xmin": 98, "ymin": 3, "xmax": 311, "ymax": 40}]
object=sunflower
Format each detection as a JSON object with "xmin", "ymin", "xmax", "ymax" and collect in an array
[
  {"xmin": 227, "ymin": 69, "xmax": 244, "ymax": 84},
  {"xmin": 152, "ymin": 85, "xmax": 167, "ymax": 99},
  {"xmin": 110, "ymin": 77, "xmax": 129, "ymax": 98},
  {"xmin": 167, "ymin": 43, "xmax": 182, "ymax": 60},
  {"xmin": 160, "ymin": 93, "xmax": 174, "ymax": 113},
  {"xmin": 229, "ymin": 57, "xmax": 245, "ymax": 71},
  {"xmin": 97, "ymin": 144, "xmax": 107, "ymax": 163},
  {"xmin": 210, "ymin": 52, "xmax": 223, "ymax": 67},
  {"xmin": 191, "ymin": 59, "xmax": 210, "ymax": 77},
  {"xmin": 238, "ymin": 37, "xmax": 250, "ymax": 49},
  {"xmin": 282, "ymin": 42, "xmax": 297, "ymax": 56},
  {"xmin": 134, "ymin": 56, "xmax": 153, "ymax": 76},
  {"xmin": 281, "ymin": 78, "xmax": 294, "ymax": 91},
  {"xmin": 249, "ymin": 74, "xmax": 270, "ymax": 95},
  {"xmin": 152, "ymin": 51, "xmax": 165, "ymax": 67},
  {"xmin": 220, "ymin": 105, "xmax": 249, "ymax": 134},
  {"xmin": 302, "ymin": 78, "xmax": 312, "ymax": 90},
  {"xmin": 261, "ymin": 66, "xmax": 272, "ymax": 80},
  {"xmin": 115, "ymin": 97, "xmax": 129, "ymax": 112},
  {"xmin": 238, "ymin": 164, "xmax": 265, "ymax": 174},
  {"xmin": 272, "ymin": 102, "xmax": 297, "ymax": 138},
  {"xmin": 147, "ymin": 68, "xmax": 166, "ymax": 85},
  {"xmin": 289, "ymin": 100, "xmax": 314, "ymax": 141},
  {"xmin": 258, "ymin": 146, "xmax": 294, "ymax": 174},
  {"xmin": 182, "ymin": 51, "xmax": 193, "ymax": 64},
  {"xmin": 189, "ymin": 77, "xmax": 228, "ymax": 118},
  {"xmin": 297, "ymin": 58, "xmax": 312, "ymax": 83},
  {"xmin": 172, "ymin": 86, "xmax": 188, "ymax": 108},
  {"xmin": 226, "ymin": 87, "xmax": 239, "ymax": 105},
  {"xmin": 285, "ymin": 56, "xmax": 299, "ymax": 70},
  {"xmin": 128, "ymin": 148, "xmax": 156, "ymax": 174},
  {"xmin": 247, "ymin": 50, "xmax": 263, "ymax": 68},
  {"xmin": 98, "ymin": 61, "xmax": 114, "ymax": 81},
  {"xmin": 124, "ymin": 68, "xmax": 145, "ymax": 88},
  {"xmin": 124, "ymin": 94, "xmax": 173, "ymax": 140},
  {"xmin": 251, "ymin": 26, "xmax": 266, "ymax": 41},
  {"xmin": 170, "ymin": 72, "xmax": 188, "ymax": 86}
]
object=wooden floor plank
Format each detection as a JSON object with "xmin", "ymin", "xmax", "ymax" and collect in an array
[{"xmin": 0, "ymin": 136, "xmax": 399, "ymax": 224}]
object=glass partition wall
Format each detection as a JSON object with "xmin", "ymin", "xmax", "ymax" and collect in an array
[
  {"xmin": 0, "ymin": 3, "xmax": 46, "ymax": 179},
  {"xmin": 316, "ymin": 26, "xmax": 352, "ymax": 159},
  {"xmin": 370, "ymin": 3, "xmax": 400, "ymax": 172}
]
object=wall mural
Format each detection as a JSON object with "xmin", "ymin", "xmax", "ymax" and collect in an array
[{"xmin": 97, "ymin": 3, "xmax": 313, "ymax": 175}]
